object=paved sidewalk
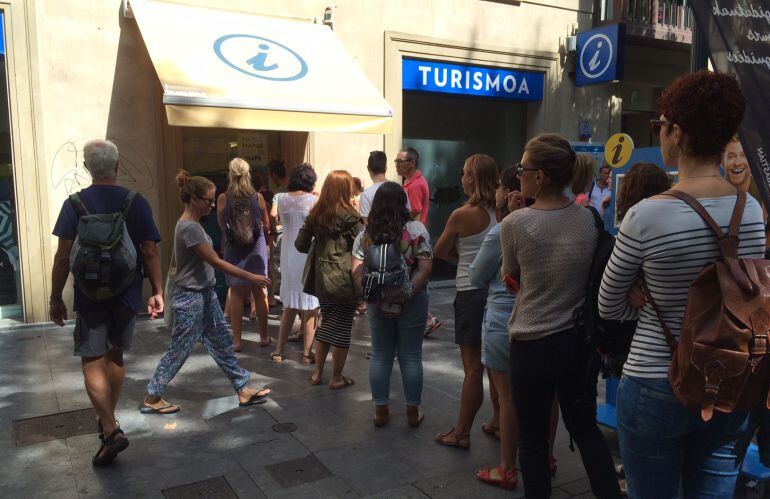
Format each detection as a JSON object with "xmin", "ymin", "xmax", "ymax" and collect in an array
[{"xmin": 0, "ymin": 286, "xmax": 612, "ymax": 498}]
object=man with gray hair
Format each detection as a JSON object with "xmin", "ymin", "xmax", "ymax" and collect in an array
[{"xmin": 49, "ymin": 139, "xmax": 163, "ymax": 466}]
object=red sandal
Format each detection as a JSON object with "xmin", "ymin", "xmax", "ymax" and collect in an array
[{"xmin": 476, "ymin": 466, "xmax": 518, "ymax": 490}]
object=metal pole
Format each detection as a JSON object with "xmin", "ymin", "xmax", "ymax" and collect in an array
[{"xmin": 690, "ymin": 19, "xmax": 709, "ymax": 72}]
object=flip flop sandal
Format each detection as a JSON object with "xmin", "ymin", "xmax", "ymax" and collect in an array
[
  {"xmin": 481, "ymin": 421, "xmax": 500, "ymax": 440},
  {"xmin": 239, "ymin": 388, "xmax": 271, "ymax": 407},
  {"xmin": 435, "ymin": 430, "xmax": 471, "ymax": 449},
  {"xmin": 270, "ymin": 352, "xmax": 283, "ymax": 363},
  {"xmin": 476, "ymin": 466, "xmax": 518, "ymax": 490},
  {"xmin": 308, "ymin": 375, "xmax": 325, "ymax": 386},
  {"xmin": 329, "ymin": 376, "xmax": 355, "ymax": 390},
  {"xmin": 139, "ymin": 402, "xmax": 181, "ymax": 415},
  {"xmin": 92, "ymin": 427, "xmax": 129, "ymax": 467}
]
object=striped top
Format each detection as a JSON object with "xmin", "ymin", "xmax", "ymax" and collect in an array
[{"xmin": 598, "ymin": 194, "xmax": 765, "ymax": 379}]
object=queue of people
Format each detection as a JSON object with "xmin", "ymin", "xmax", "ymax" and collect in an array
[{"xmin": 48, "ymin": 69, "xmax": 770, "ymax": 499}]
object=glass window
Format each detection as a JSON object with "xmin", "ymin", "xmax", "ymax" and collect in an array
[{"xmin": 0, "ymin": 11, "xmax": 23, "ymax": 322}]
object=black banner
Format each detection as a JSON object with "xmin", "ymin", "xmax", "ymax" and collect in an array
[{"xmin": 689, "ymin": 1, "xmax": 770, "ymax": 207}]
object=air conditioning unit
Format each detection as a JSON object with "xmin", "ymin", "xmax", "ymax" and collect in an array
[{"xmin": 566, "ymin": 36, "xmax": 577, "ymax": 53}]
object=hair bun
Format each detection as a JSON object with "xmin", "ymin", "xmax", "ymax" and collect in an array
[{"xmin": 176, "ymin": 170, "xmax": 191, "ymax": 187}]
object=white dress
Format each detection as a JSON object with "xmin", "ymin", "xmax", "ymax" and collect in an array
[{"xmin": 278, "ymin": 193, "xmax": 320, "ymax": 310}]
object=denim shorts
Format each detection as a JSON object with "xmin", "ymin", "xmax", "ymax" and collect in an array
[
  {"xmin": 481, "ymin": 305, "xmax": 511, "ymax": 372},
  {"xmin": 74, "ymin": 305, "xmax": 136, "ymax": 357}
]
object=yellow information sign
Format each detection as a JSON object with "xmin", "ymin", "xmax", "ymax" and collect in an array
[{"xmin": 604, "ymin": 133, "xmax": 635, "ymax": 168}]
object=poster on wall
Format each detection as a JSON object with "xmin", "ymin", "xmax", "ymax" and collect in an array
[
  {"xmin": 689, "ymin": 0, "xmax": 770, "ymax": 208},
  {"xmin": 237, "ymin": 133, "xmax": 269, "ymax": 166}
]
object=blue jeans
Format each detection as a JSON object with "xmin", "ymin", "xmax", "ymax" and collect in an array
[
  {"xmin": 617, "ymin": 375, "xmax": 750, "ymax": 498},
  {"xmin": 368, "ymin": 291, "xmax": 428, "ymax": 406}
]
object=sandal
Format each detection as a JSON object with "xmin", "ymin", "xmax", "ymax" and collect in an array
[
  {"xmin": 308, "ymin": 375, "xmax": 324, "ymax": 386},
  {"xmin": 238, "ymin": 388, "xmax": 271, "ymax": 407},
  {"xmin": 476, "ymin": 466, "xmax": 518, "ymax": 490},
  {"xmin": 481, "ymin": 421, "xmax": 500, "ymax": 440},
  {"xmin": 374, "ymin": 406, "xmax": 390, "ymax": 427},
  {"xmin": 302, "ymin": 352, "xmax": 315, "ymax": 365},
  {"xmin": 139, "ymin": 400, "xmax": 181, "ymax": 414},
  {"xmin": 406, "ymin": 407, "xmax": 424, "ymax": 428},
  {"xmin": 92, "ymin": 427, "xmax": 129, "ymax": 466},
  {"xmin": 329, "ymin": 376, "xmax": 355, "ymax": 390},
  {"xmin": 435, "ymin": 429, "xmax": 470, "ymax": 449},
  {"xmin": 270, "ymin": 352, "xmax": 283, "ymax": 363}
]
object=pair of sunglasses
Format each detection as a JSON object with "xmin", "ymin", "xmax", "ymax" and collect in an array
[{"xmin": 649, "ymin": 119, "xmax": 673, "ymax": 135}]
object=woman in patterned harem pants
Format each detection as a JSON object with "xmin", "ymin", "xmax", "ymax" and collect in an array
[
  {"xmin": 140, "ymin": 171, "xmax": 273, "ymax": 415},
  {"xmin": 147, "ymin": 288, "xmax": 249, "ymax": 395}
]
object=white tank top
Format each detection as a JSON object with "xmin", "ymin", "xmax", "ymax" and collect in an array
[{"xmin": 456, "ymin": 208, "xmax": 497, "ymax": 291}]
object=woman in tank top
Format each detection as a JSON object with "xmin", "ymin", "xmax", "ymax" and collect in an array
[{"xmin": 434, "ymin": 153, "xmax": 499, "ymax": 449}]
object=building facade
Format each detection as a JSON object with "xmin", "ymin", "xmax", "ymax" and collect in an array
[{"xmin": 0, "ymin": 0, "xmax": 691, "ymax": 323}]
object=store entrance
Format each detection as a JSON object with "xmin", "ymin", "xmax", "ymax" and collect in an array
[{"xmin": 402, "ymin": 91, "xmax": 526, "ymax": 276}]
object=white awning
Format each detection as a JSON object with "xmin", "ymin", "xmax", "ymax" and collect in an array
[{"xmin": 130, "ymin": 0, "xmax": 392, "ymax": 133}]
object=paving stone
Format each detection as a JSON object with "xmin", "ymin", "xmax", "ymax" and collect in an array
[
  {"xmin": 265, "ymin": 454, "xmax": 333, "ymax": 488},
  {"xmin": 162, "ymin": 476, "xmax": 238, "ymax": 498},
  {"xmin": 560, "ymin": 477, "xmax": 592, "ymax": 495},
  {"xmin": 362, "ymin": 484, "xmax": 430, "ymax": 498}
]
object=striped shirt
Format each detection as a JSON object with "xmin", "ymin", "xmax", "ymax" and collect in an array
[{"xmin": 598, "ymin": 194, "xmax": 765, "ymax": 378}]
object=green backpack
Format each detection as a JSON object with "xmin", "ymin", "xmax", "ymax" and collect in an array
[{"xmin": 69, "ymin": 191, "xmax": 138, "ymax": 301}]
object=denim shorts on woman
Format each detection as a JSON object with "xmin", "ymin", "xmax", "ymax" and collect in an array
[
  {"xmin": 453, "ymin": 288, "xmax": 488, "ymax": 346},
  {"xmin": 481, "ymin": 305, "xmax": 512, "ymax": 372}
]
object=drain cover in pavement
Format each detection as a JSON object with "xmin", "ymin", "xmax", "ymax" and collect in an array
[
  {"xmin": 162, "ymin": 476, "xmax": 238, "ymax": 498},
  {"xmin": 13, "ymin": 407, "xmax": 97, "ymax": 447},
  {"xmin": 272, "ymin": 422, "xmax": 297, "ymax": 433},
  {"xmin": 265, "ymin": 454, "xmax": 332, "ymax": 488}
]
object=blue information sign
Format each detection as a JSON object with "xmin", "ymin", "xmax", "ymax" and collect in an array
[
  {"xmin": 576, "ymin": 24, "xmax": 625, "ymax": 87},
  {"xmin": 402, "ymin": 58, "xmax": 544, "ymax": 102}
]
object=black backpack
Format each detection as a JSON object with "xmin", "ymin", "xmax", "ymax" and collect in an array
[
  {"xmin": 574, "ymin": 207, "xmax": 635, "ymax": 377},
  {"xmin": 225, "ymin": 194, "xmax": 260, "ymax": 247},
  {"xmin": 362, "ymin": 241, "xmax": 408, "ymax": 302}
]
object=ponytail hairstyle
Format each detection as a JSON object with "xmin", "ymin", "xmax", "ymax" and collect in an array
[
  {"xmin": 498, "ymin": 167, "xmax": 521, "ymax": 218},
  {"xmin": 524, "ymin": 133, "xmax": 577, "ymax": 190},
  {"xmin": 307, "ymin": 170, "xmax": 358, "ymax": 231},
  {"xmin": 571, "ymin": 153, "xmax": 595, "ymax": 196},
  {"xmin": 227, "ymin": 157, "xmax": 255, "ymax": 199},
  {"xmin": 176, "ymin": 170, "xmax": 214, "ymax": 205},
  {"xmin": 464, "ymin": 153, "xmax": 499, "ymax": 210}
]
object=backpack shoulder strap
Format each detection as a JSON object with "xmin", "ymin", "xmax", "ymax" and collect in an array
[
  {"xmin": 121, "ymin": 191, "xmax": 137, "ymax": 218},
  {"xmin": 663, "ymin": 189, "xmax": 745, "ymax": 258},
  {"xmin": 641, "ymin": 279, "xmax": 678, "ymax": 354},
  {"xmin": 69, "ymin": 193, "xmax": 89, "ymax": 217},
  {"xmin": 587, "ymin": 206, "xmax": 603, "ymax": 231}
]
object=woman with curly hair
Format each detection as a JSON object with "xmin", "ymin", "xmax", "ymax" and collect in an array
[
  {"xmin": 271, "ymin": 164, "xmax": 320, "ymax": 364},
  {"xmin": 296, "ymin": 170, "xmax": 363, "ymax": 389},
  {"xmin": 351, "ymin": 182, "xmax": 433, "ymax": 427},
  {"xmin": 599, "ymin": 71, "xmax": 765, "ymax": 496},
  {"xmin": 434, "ymin": 153, "xmax": 499, "ymax": 449},
  {"xmin": 615, "ymin": 162, "xmax": 672, "ymax": 222}
]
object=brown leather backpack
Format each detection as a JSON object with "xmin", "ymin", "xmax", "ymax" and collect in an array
[{"xmin": 645, "ymin": 189, "xmax": 770, "ymax": 421}]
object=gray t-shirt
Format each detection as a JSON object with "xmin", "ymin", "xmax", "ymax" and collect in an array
[{"xmin": 174, "ymin": 220, "xmax": 216, "ymax": 290}]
